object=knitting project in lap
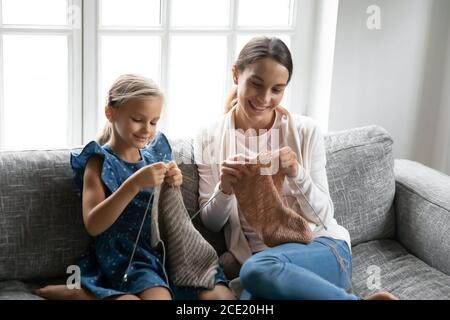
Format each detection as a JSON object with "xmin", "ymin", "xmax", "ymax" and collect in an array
[
  {"xmin": 151, "ymin": 183, "xmax": 219, "ymax": 289},
  {"xmin": 233, "ymin": 164, "xmax": 314, "ymax": 247}
]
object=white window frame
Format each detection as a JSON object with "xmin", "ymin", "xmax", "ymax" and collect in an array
[
  {"xmin": 0, "ymin": 0, "xmax": 321, "ymax": 149},
  {"xmin": 0, "ymin": 0, "xmax": 82, "ymax": 149},
  {"xmin": 82, "ymin": 0, "xmax": 308, "ymax": 143},
  {"xmin": 0, "ymin": 1, "xmax": 4, "ymax": 149}
]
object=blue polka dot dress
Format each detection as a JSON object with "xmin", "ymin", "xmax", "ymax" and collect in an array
[{"xmin": 71, "ymin": 132, "xmax": 227, "ymax": 299}]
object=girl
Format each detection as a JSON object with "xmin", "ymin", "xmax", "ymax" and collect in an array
[
  {"xmin": 194, "ymin": 37, "xmax": 398, "ymax": 300},
  {"xmin": 36, "ymin": 74, "xmax": 234, "ymax": 300}
]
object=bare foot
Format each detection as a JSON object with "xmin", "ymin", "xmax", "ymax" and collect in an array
[
  {"xmin": 35, "ymin": 285, "xmax": 96, "ymax": 300},
  {"xmin": 364, "ymin": 291, "xmax": 399, "ymax": 300},
  {"xmin": 198, "ymin": 284, "xmax": 236, "ymax": 300}
]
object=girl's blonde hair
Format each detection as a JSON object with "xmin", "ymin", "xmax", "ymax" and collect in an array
[{"xmin": 97, "ymin": 74, "xmax": 164, "ymax": 145}]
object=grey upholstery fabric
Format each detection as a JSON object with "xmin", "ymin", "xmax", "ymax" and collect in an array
[
  {"xmin": 0, "ymin": 281, "xmax": 44, "ymax": 300},
  {"xmin": 394, "ymin": 159, "xmax": 450, "ymax": 276},
  {"xmin": 0, "ymin": 150, "xmax": 89, "ymax": 281},
  {"xmin": 352, "ymin": 240, "xmax": 450, "ymax": 300},
  {"xmin": 324, "ymin": 125, "xmax": 396, "ymax": 246},
  {"xmin": 1, "ymin": 125, "xmax": 450, "ymax": 300}
]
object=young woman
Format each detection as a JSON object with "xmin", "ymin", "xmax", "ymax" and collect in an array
[{"xmin": 194, "ymin": 37, "xmax": 398, "ymax": 300}]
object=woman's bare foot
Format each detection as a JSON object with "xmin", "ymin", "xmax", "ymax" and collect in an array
[
  {"xmin": 198, "ymin": 284, "xmax": 236, "ymax": 300},
  {"xmin": 35, "ymin": 285, "xmax": 96, "ymax": 300},
  {"xmin": 364, "ymin": 291, "xmax": 399, "ymax": 300}
]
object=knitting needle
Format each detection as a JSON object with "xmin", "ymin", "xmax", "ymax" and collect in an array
[
  {"xmin": 123, "ymin": 191, "xmax": 155, "ymax": 283},
  {"xmin": 175, "ymin": 150, "xmax": 327, "ymax": 230},
  {"xmin": 122, "ymin": 148, "xmax": 187, "ymax": 283},
  {"xmin": 189, "ymin": 188, "xmax": 222, "ymax": 222},
  {"xmin": 255, "ymin": 150, "xmax": 329, "ymax": 231},
  {"xmin": 289, "ymin": 177, "xmax": 328, "ymax": 231}
]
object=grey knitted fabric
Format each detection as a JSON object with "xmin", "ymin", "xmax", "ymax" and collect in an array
[{"xmin": 151, "ymin": 183, "xmax": 219, "ymax": 289}]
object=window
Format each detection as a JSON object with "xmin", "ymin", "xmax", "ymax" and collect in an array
[
  {"xmin": 87, "ymin": 0, "xmax": 297, "ymax": 140},
  {"xmin": 237, "ymin": 0, "xmax": 293, "ymax": 27},
  {"xmin": 0, "ymin": 0, "xmax": 82, "ymax": 150},
  {"xmin": 1, "ymin": 0, "xmax": 300, "ymax": 149}
]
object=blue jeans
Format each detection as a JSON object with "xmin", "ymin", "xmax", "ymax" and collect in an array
[{"xmin": 239, "ymin": 237, "xmax": 359, "ymax": 300}]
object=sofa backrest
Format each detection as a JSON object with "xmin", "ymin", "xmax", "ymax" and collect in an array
[
  {"xmin": 0, "ymin": 125, "xmax": 395, "ymax": 281},
  {"xmin": 0, "ymin": 150, "xmax": 89, "ymax": 281},
  {"xmin": 0, "ymin": 141, "xmax": 227, "ymax": 282},
  {"xmin": 324, "ymin": 125, "xmax": 396, "ymax": 246}
]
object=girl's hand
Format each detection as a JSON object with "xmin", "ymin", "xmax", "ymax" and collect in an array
[
  {"xmin": 164, "ymin": 161, "xmax": 183, "ymax": 187},
  {"xmin": 219, "ymin": 155, "xmax": 250, "ymax": 195},
  {"xmin": 133, "ymin": 162, "xmax": 167, "ymax": 190},
  {"xmin": 278, "ymin": 147, "xmax": 299, "ymax": 178}
]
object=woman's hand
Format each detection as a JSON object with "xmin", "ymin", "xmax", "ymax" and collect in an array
[
  {"xmin": 219, "ymin": 155, "xmax": 250, "ymax": 195},
  {"xmin": 132, "ymin": 162, "xmax": 167, "ymax": 191},
  {"xmin": 278, "ymin": 147, "xmax": 299, "ymax": 178},
  {"xmin": 164, "ymin": 160, "xmax": 183, "ymax": 187}
]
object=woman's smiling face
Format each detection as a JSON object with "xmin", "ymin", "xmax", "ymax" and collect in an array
[{"xmin": 233, "ymin": 57, "xmax": 289, "ymax": 125}]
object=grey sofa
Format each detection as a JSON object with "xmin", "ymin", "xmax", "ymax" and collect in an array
[{"xmin": 1, "ymin": 125, "xmax": 449, "ymax": 300}]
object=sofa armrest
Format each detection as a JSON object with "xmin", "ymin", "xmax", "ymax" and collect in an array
[{"xmin": 394, "ymin": 159, "xmax": 450, "ymax": 276}]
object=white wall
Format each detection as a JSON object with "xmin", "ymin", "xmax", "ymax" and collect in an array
[
  {"xmin": 328, "ymin": 0, "xmax": 450, "ymax": 174},
  {"xmin": 307, "ymin": 0, "xmax": 339, "ymax": 131},
  {"xmin": 291, "ymin": 0, "xmax": 340, "ymax": 130},
  {"xmin": 432, "ymin": 20, "xmax": 450, "ymax": 174}
]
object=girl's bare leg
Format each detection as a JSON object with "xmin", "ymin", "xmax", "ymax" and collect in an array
[
  {"xmin": 107, "ymin": 294, "xmax": 140, "ymax": 300},
  {"xmin": 35, "ymin": 285, "xmax": 96, "ymax": 300},
  {"xmin": 138, "ymin": 286, "xmax": 172, "ymax": 300}
]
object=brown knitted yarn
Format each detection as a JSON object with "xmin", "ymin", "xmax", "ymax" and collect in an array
[{"xmin": 233, "ymin": 163, "xmax": 314, "ymax": 247}]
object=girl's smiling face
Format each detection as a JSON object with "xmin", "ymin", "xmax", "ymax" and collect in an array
[
  {"xmin": 233, "ymin": 57, "xmax": 289, "ymax": 126},
  {"xmin": 107, "ymin": 97, "xmax": 163, "ymax": 149}
]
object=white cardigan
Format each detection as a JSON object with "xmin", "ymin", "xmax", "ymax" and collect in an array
[{"xmin": 193, "ymin": 106, "xmax": 351, "ymax": 264}]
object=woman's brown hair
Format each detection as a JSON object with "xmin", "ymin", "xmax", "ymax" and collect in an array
[{"xmin": 224, "ymin": 36, "xmax": 293, "ymax": 113}]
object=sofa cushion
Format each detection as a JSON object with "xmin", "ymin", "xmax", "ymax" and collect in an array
[
  {"xmin": 324, "ymin": 125, "xmax": 396, "ymax": 246},
  {"xmin": 0, "ymin": 281, "xmax": 43, "ymax": 300},
  {"xmin": 0, "ymin": 150, "xmax": 89, "ymax": 281},
  {"xmin": 351, "ymin": 239, "xmax": 450, "ymax": 299}
]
